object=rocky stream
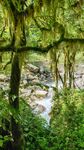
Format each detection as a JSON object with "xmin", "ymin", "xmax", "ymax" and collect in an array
[{"xmin": 0, "ymin": 62, "xmax": 84, "ymax": 124}]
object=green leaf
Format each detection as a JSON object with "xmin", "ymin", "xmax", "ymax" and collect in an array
[{"xmin": 0, "ymin": 139, "xmax": 3, "ymax": 147}]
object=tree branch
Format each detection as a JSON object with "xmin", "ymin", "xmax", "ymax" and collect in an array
[
  {"xmin": 0, "ymin": 36, "xmax": 84, "ymax": 53},
  {"xmin": 0, "ymin": 36, "xmax": 63, "ymax": 53},
  {"xmin": 3, "ymin": 52, "xmax": 13, "ymax": 70}
]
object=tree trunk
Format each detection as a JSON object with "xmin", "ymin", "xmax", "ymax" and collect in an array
[
  {"xmin": 9, "ymin": 53, "xmax": 24, "ymax": 150},
  {"xmin": 8, "ymin": 4, "xmax": 26, "ymax": 149}
]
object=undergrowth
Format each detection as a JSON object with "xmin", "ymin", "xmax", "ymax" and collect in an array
[
  {"xmin": 51, "ymin": 89, "xmax": 84, "ymax": 150},
  {"xmin": 0, "ymin": 89, "xmax": 84, "ymax": 150}
]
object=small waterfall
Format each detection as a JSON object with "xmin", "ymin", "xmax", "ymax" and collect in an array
[{"xmin": 35, "ymin": 85, "xmax": 54, "ymax": 124}]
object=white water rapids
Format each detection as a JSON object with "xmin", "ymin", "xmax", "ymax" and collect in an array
[{"xmin": 35, "ymin": 84, "xmax": 54, "ymax": 124}]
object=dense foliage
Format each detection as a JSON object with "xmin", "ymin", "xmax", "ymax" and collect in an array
[
  {"xmin": 0, "ymin": 89, "xmax": 84, "ymax": 150},
  {"xmin": 51, "ymin": 89, "xmax": 84, "ymax": 150}
]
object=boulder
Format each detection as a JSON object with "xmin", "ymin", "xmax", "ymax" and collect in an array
[
  {"xmin": 32, "ymin": 104, "xmax": 46, "ymax": 114},
  {"xmin": 27, "ymin": 64, "xmax": 40, "ymax": 73},
  {"xmin": 0, "ymin": 82, "xmax": 9, "ymax": 90},
  {"xmin": 22, "ymin": 79, "xmax": 28, "ymax": 85},
  {"xmin": 35, "ymin": 89, "xmax": 47, "ymax": 98},
  {"xmin": 20, "ymin": 89, "xmax": 32, "ymax": 97}
]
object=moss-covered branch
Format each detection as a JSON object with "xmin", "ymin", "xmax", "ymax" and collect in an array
[{"xmin": 0, "ymin": 37, "xmax": 84, "ymax": 53}]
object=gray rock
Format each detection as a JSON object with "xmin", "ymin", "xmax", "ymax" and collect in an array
[
  {"xmin": 27, "ymin": 64, "xmax": 40, "ymax": 73},
  {"xmin": 35, "ymin": 89, "xmax": 48, "ymax": 98},
  {"xmin": 33, "ymin": 104, "xmax": 46, "ymax": 114},
  {"xmin": 20, "ymin": 89, "xmax": 32, "ymax": 97}
]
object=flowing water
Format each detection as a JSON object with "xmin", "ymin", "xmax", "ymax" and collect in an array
[{"xmin": 35, "ymin": 84, "xmax": 54, "ymax": 124}]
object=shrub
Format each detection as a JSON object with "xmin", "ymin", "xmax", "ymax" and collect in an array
[{"xmin": 51, "ymin": 89, "xmax": 84, "ymax": 150}]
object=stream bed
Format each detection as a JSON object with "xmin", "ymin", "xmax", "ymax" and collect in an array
[
  {"xmin": 0, "ymin": 63, "xmax": 84, "ymax": 124},
  {"xmin": 35, "ymin": 86, "xmax": 54, "ymax": 124}
]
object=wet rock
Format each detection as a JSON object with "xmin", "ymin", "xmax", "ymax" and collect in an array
[
  {"xmin": 5, "ymin": 77, "xmax": 10, "ymax": 82},
  {"xmin": 30, "ymin": 95, "xmax": 39, "ymax": 102},
  {"xmin": 33, "ymin": 79, "xmax": 40, "ymax": 83},
  {"xmin": 27, "ymin": 76, "xmax": 39, "ymax": 84},
  {"xmin": 32, "ymin": 104, "xmax": 46, "ymax": 114},
  {"xmin": 20, "ymin": 89, "xmax": 32, "ymax": 97},
  {"xmin": 40, "ymin": 66, "xmax": 45, "ymax": 74},
  {"xmin": 22, "ymin": 79, "xmax": 28, "ymax": 85},
  {"xmin": 27, "ymin": 64, "xmax": 40, "ymax": 73},
  {"xmin": 35, "ymin": 89, "xmax": 47, "ymax": 98}
]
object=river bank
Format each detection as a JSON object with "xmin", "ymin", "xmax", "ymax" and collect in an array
[{"xmin": 0, "ymin": 62, "xmax": 84, "ymax": 123}]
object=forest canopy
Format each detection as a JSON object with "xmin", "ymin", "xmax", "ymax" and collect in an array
[{"xmin": 0, "ymin": 0, "xmax": 84, "ymax": 53}]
